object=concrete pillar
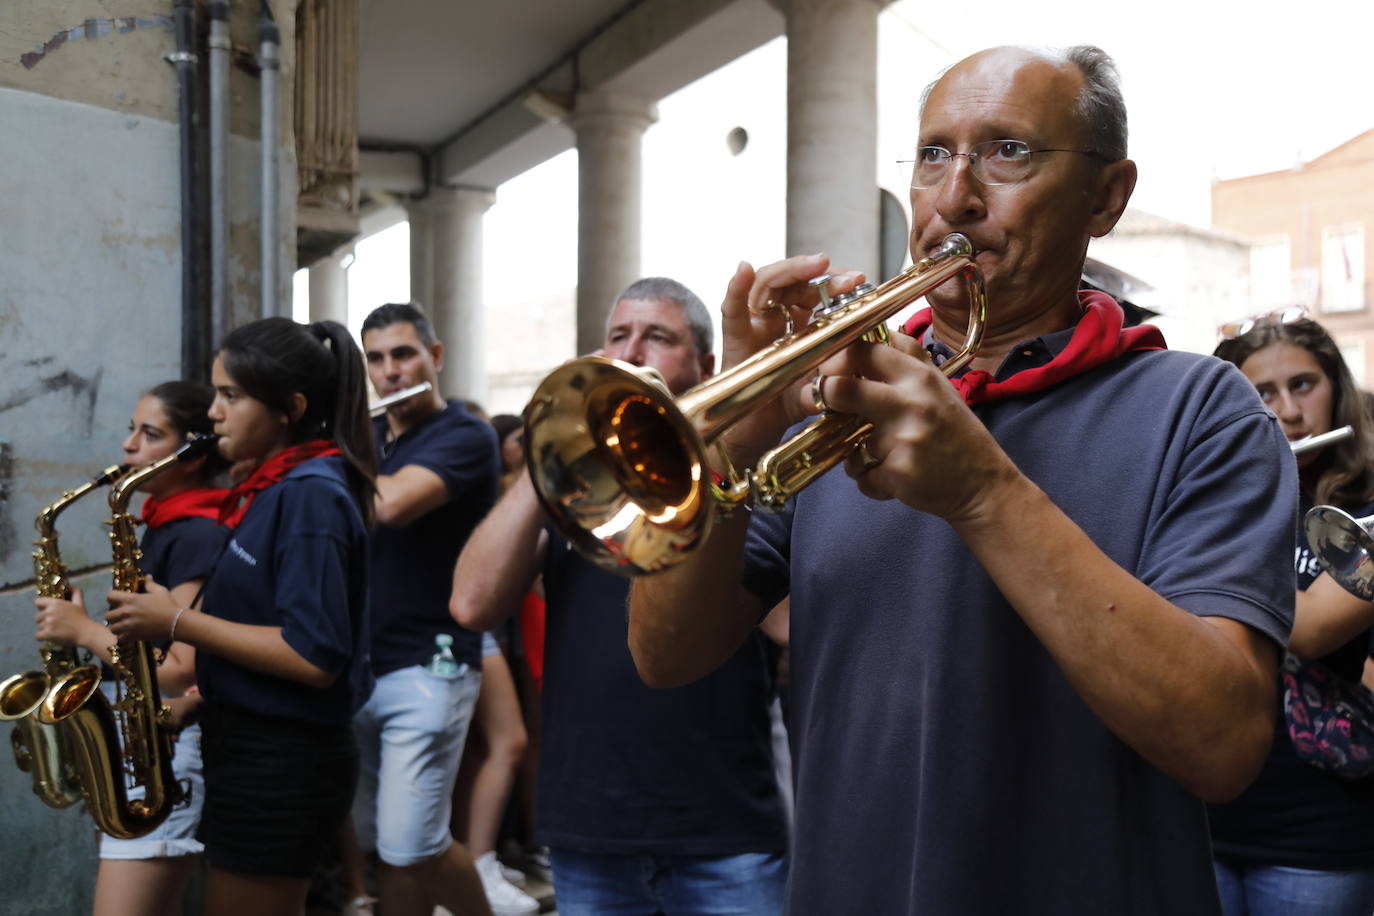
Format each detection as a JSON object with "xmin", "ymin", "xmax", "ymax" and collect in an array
[
  {"xmin": 778, "ymin": 0, "xmax": 889, "ymax": 280},
  {"xmin": 308, "ymin": 249, "xmax": 350, "ymax": 326},
  {"xmin": 406, "ymin": 196, "xmax": 435, "ymax": 311},
  {"xmin": 571, "ymin": 90, "xmax": 658, "ymax": 355},
  {"xmin": 428, "ymin": 185, "xmax": 495, "ymax": 406}
]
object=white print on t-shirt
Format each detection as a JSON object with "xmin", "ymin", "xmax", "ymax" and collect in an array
[
  {"xmin": 1295, "ymin": 546, "xmax": 1322, "ymax": 580},
  {"xmin": 227, "ymin": 538, "xmax": 258, "ymax": 567}
]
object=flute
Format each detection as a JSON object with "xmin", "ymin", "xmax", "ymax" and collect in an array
[
  {"xmin": 369, "ymin": 381, "xmax": 434, "ymax": 416},
  {"xmin": 1291, "ymin": 425, "xmax": 1354, "ymax": 456}
]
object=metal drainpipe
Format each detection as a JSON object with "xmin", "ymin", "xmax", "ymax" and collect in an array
[
  {"xmin": 169, "ymin": 0, "xmax": 204, "ymax": 381},
  {"xmin": 259, "ymin": 2, "xmax": 281, "ymax": 319},
  {"xmin": 208, "ymin": 0, "xmax": 229, "ymax": 344}
]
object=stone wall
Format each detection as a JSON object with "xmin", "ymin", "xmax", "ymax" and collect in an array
[{"xmin": 0, "ymin": 3, "xmax": 297, "ymax": 910}]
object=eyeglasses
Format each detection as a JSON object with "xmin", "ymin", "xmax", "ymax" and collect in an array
[
  {"xmin": 1217, "ymin": 305, "xmax": 1309, "ymax": 341},
  {"xmin": 898, "ymin": 139, "xmax": 1109, "ymax": 190}
]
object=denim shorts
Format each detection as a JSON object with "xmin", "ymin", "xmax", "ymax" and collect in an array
[
  {"xmin": 98, "ymin": 723, "xmax": 205, "ymax": 860},
  {"xmin": 351, "ymin": 663, "xmax": 481, "ymax": 866}
]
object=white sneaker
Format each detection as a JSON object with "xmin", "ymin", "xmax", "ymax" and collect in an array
[
  {"xmin": 475, "ymin": 850, "xmax": 540, "ymax": 915},
  {"xmin": 342, "ymin": 895, "xmax": 377, "ymax": 916},
  {"xmin": 499, "ymin": 859, "xmax": 528, "ymax": 887}
]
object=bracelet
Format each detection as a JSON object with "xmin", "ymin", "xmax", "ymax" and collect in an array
[{"xmin": 169, "ymin": 606, "xmax": 189, "ymax": 643}]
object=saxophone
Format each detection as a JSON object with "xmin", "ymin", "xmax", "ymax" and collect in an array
[
  {"xmin": 0, "ymin": 464, "xmax": 127, "ymax": 809},
  {"xmin": 35, "ymin": 433, "xmax": 219, "ymax": 839}
]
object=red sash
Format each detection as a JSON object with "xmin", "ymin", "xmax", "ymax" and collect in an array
[
  {"xmin": 219, "ymin": 440, "xmax": 341, "ymax": 528},
  {"xmin": 901, "ymin": 290, "xmax": 1166, "ymax": 406},
  {"xmin": 141, "ymin": 487, "xmax": 230, "ymax": 529}
]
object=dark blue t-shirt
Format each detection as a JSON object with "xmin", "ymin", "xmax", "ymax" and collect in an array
[
  {"xmin": 744, "ymin": 339, "xmax": 1296, "ymax": 915},
  {"xmin": 197, "ymin": 456, "xmax": 372, "ymax": 724},
  {"xmin": 140, "ymin": 513, "xmax": 226, "ymax": 591},
  {"xmin": 1209, "ymin": 493, "xmax": 1374, "ymax": 869},
  {"xmin": 369, "ymin": 401, "xmax": 499, "ymax": 673},
  {"xmin": 537, "ymin": 530, "xmax": 787, "ymax": 856}
]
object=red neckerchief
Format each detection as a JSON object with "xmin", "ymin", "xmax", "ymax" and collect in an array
[
  {"xmin": 218, "ymin": 440, "xmax": 341, "ymax": 528},
  {"xmin": 901, "ymin": 290, "xmax": 1166, "ymax": 406},
  {"xmin": 142, "ymin": 487, "xmax": 230, "ymax": 528}
]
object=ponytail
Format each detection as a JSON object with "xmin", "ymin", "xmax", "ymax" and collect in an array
[{"xmin": 219, "ymin": 317, "xmax": 378, "ymax": 522}]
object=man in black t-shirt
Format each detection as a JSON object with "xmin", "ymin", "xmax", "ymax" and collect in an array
[
  {"xmin": 453, "ymin": 278, "xmax": 789, "ymax": 916},
  {"xmin": 351, "ymin": 302, "xmax": 503, "ymax": 916}
]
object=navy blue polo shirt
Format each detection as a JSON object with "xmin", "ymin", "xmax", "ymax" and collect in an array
[
  {"xmin": 369, "ymin": 401, "xmax": 499, "ymax": 674},
  {"xmin": 743, "ymin": 328, "xmax": 1296, "ymax": 915},
  {"xmin": 1210, "ymin": 493, "xmax": 1374, "ymax": 869},
  {"xmin": 537, "ymin": 529, "xmax": 788, "ymax": 856},
  {"xmin": 197, "ymin": 456, "xmax": 372, "ymax": 724},
  {"xmin": 140, "ymin": 513, "xmax": 226, "ymax": 591}
]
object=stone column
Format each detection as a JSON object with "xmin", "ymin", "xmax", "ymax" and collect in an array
[
  {"xmin": 428, "ymin": 185, "xmax": 496, "ymax": 405},
  {"xmin": 779, "ymin": 0, "xmax": 890, "ymax": 280},
  {"xmin": 307, "ymin": 249, "xmax": 350, "ymax": 326},
  {"xmin": 405, "ymin": 196, "xmax": 434, "ymax": 311},
  {"xmin": 571, "ymin": 90, "xmax": 658, "ymax": 355}
]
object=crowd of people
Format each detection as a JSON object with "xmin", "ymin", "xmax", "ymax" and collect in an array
[{"xmin": 25, "ymin": 41, "xmax": 1374, "ymax": 916}]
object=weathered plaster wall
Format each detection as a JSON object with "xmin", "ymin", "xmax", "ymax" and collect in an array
[{"xmin": 1, "ymin": 3, "xmax": 298, "ymax": 910}]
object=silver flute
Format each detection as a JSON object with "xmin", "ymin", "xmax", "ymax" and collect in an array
[
  {"xmin": 1291, "ymin": 425, "xmax": 1354, "ymax": 456},
  {"xmin": 369, "ymin": 381, "xmax": 434, "ymax": 416}
]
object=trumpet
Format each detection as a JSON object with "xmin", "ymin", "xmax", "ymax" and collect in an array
[
  {"xmin": 369, "ymin": 381, "xmax": 433, "ymax": 416},
  {"xmin": 523, "ymin": 233, "xmax": 986, "ymax": 576},
  {"xmin": 1305, "ymin": 505, "xmax": 1374, "ymax": 600}
]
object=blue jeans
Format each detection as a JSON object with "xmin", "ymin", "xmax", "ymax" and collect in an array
[
  {"xmin": 1215, "ymin": 858, "xmax": 1374, "ymax": 916},
  {"xmin": 549, "ymin": 847, "xmax": 787, "ymax": 916}
]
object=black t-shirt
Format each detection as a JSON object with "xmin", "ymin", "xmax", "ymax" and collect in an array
[
  {"xmin": 198, "ymin": 457, "xmax": 372, "ymax": 724},
  {"xmin": 1209, "ymin": 494, "xmax": 1374, "ymax": 870},
  {"xmin": 369, "ymin": 402, "xmax": 499, "ymax": 673},
  {"xmin": 536, "ymin": 531, "xmax": 787, "ymax": 856},
  {"xmin": 140, "ymin": 514, "xmax": 226, "ymax": 591},
  {"xmin": 744, "ymin": 344, "xmax": 1296, "ymax": 915}
]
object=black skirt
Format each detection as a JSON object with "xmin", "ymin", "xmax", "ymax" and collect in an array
[{"xmin": 198, "ymin": 702, "xmax": 358, "ymax": 877}]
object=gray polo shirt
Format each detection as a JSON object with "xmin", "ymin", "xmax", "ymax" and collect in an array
[{"xmin": 744, "ymin": 330, "xmax": 1295, "ymax": 915}]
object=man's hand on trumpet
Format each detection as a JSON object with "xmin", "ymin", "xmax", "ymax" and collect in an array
[
  {"xmin": 716, "ymin": 254, "xmax": 865, "ymax": 469},
  {"xmin": 805, "ymin": 334, "xmax": 1022, "ymax": 523}
]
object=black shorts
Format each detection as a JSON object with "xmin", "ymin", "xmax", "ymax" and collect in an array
[{"xmin": 198, "ymin": 703, "xmax": 357, "ymax": 878}]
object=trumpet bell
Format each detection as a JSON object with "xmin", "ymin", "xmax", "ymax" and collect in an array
[
  {"xmin": 524, "ymin": 357, "xmax": 715, "ymax": 575},
  {"xmin": 1304, "ymin": 505, "xmax": 1374, "ymax": 600}
]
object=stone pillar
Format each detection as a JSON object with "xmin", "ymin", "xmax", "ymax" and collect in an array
[
  {"xmin": 428, "ymin": 185, "xmax": 495, "ymax": 405},
  {"xmin": 571, "ymin": 90, "xmax": 658, "ymax": 355},
  {"xmin": 308, "ymin": 249, "xmax": 350, "ymax": 326},
  {"xmin": 779, "ymin": 0, "xmax": 889, "ymax": 280},
  {"xmin": 406, "ymin": 196, "xmax": 434, "ymax": 311}
]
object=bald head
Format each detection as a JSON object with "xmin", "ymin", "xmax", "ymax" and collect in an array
[{"xmin": 921, "ymin": 45, "xmax": 1127, "ymax": 161}]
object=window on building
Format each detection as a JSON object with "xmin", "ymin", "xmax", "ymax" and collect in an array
[
  {"xmin": 1250, "ymin": 237, "xmax": 1292, "ymax": 309},
  {"xmin": 1322, "ymin": 225, "xmax": 1366, "ymax": 313},
  {"xmin": 1338, "ymin": 338, "xmax": 1367, "ymax": 389}
]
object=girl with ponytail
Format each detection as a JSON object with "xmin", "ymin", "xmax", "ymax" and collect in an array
[{"xmin": 109, "ymin": 318, "xmax": 378, "ymax": 916}]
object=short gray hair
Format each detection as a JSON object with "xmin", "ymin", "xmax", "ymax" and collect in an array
[
  {"xmin": 1062, "ymin": 45, "xmax": 1127, "ymax": 161},
  {"xmin": 613, "ymin": 277, "xmax": 714, "ymax": 356},
  {"xmin": 917, "ymin": 45, "xmax": 1128, "ymax": 161}
]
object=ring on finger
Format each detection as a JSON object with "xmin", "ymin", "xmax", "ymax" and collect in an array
[
  {"xmin": 810, "ymin": 374, "xmax": 831, "ymax": 413},
  {"xmin": 856, "ymin": 440, "xmax": 881, "ymax": 471}
]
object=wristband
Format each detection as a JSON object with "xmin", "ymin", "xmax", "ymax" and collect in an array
[{"xmin": 169, "ymin": 606, "xmax": 189, "ymax": 643}]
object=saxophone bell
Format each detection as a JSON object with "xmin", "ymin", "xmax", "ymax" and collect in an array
[{"xmin": 2, "ymin": 463, "xmax": 130, "ymax": 809}]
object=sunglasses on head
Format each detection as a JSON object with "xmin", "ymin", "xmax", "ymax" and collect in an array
[{"xmin": 1217, "ymin": 305, "xmax": 1309, "ymax": 341}]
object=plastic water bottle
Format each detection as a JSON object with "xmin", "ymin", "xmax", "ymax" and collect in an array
[{"xmin": 426, "ymin": 634, "xmax": 461, "ymax": 678}]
